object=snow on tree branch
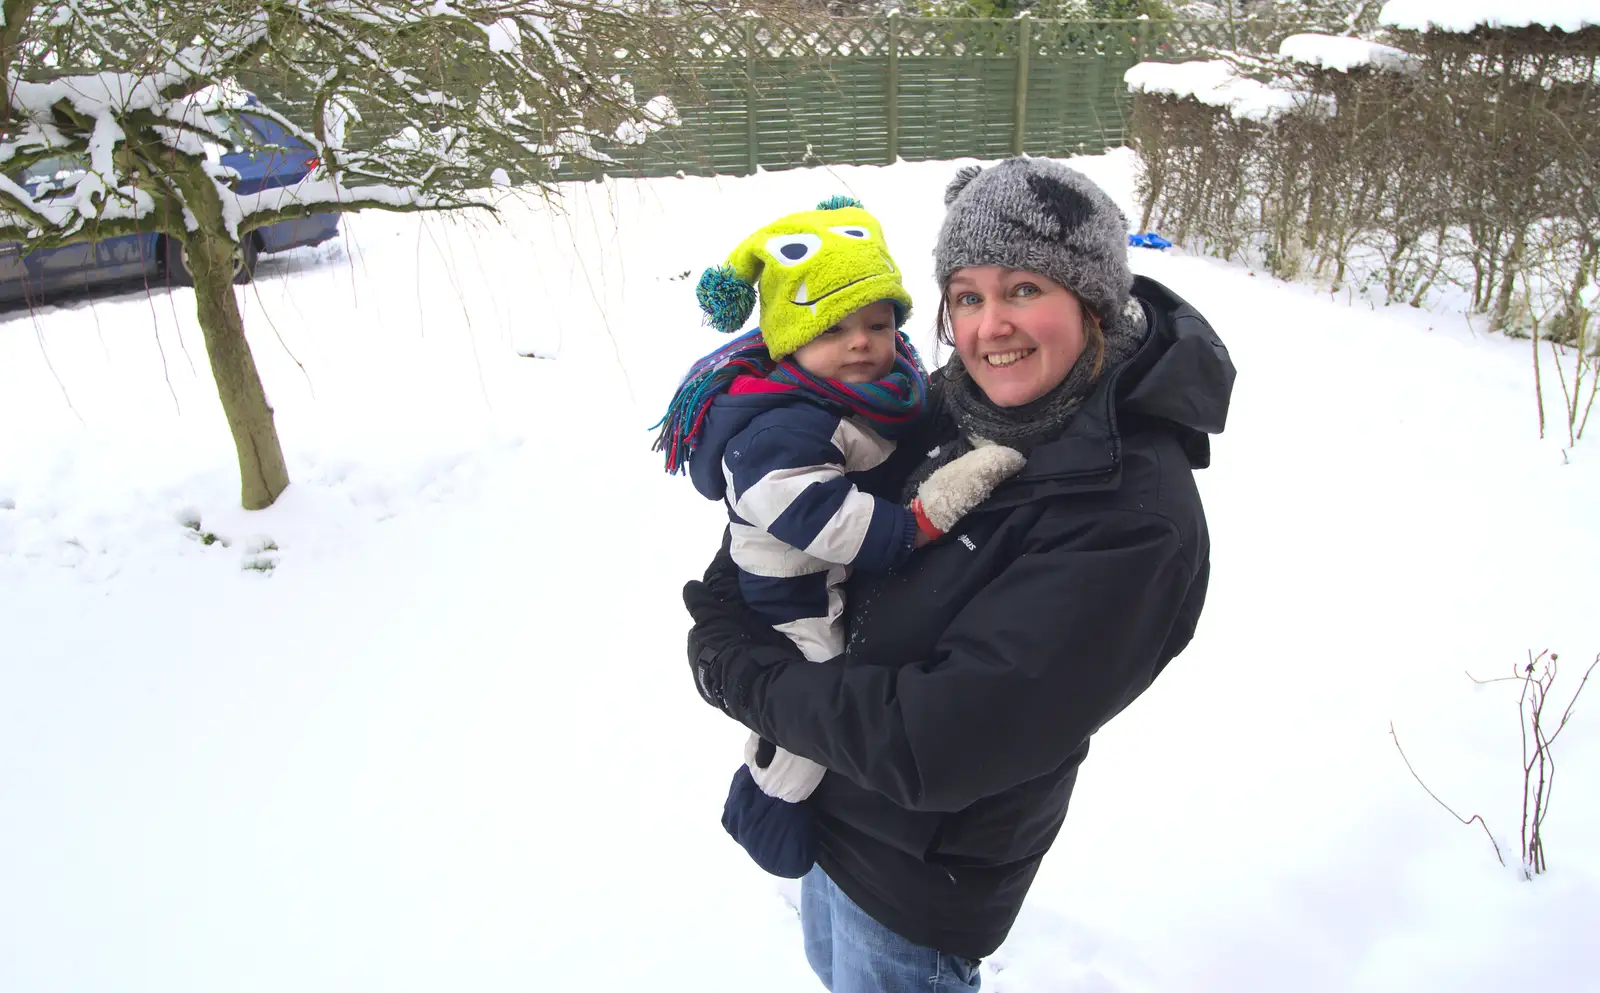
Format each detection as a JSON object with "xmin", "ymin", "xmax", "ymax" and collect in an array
[{"xmin": 2, "ymin": 0, "xmax": 691, "ymax": 249}]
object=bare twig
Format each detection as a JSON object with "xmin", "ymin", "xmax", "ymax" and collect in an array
[
  {"xmin": 246, "ymin": 279, "xmax": 317, "ymax": 401},
  {"xmin": 1551, "ymin": 654, "xmax": 1599, "ymax": 745},
  {"xmin": 1550, "ymin": 340, "xmax": 1576, "ymax": 446},
  {"xmin": 1578, "ymin": 354, "xmax": 1599, "ymax": 442},
  {"xmin": 28, "ymin": 304, "xmax": 86, "ymax": 426},
  {"xmin": 1533, "ymin": 299, "xmax": 1546, "ymax": 439},
  {"xmin": 1389, "ymin": 722, "xmax": 1506, "ymax": 867}
]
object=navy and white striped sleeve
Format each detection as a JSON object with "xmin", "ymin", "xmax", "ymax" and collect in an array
[{"xmin": 724, "ymin": 414, "xmax": 916, "ymax": 573}]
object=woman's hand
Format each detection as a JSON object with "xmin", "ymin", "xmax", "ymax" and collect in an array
[{"xmin": 683, "ymin": 544, "xmax": 807, "ymax": 720}]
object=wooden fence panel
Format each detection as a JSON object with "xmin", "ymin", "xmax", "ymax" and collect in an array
[
  {"xmin": 894, "ymin": 57, "xmax": 1018, "ymax": 162},
  {"xmin": 549, "ymin": 16, "xmax": 1302, "ymax": 181},
  {"xmin": 751, "ymin": 60, "xmax": 893, "ymax": 170}
]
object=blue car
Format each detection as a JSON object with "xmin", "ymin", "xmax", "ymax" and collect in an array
[{"xmin": 1, "ymin": 109, "xmax": 342, "ymax": 306}]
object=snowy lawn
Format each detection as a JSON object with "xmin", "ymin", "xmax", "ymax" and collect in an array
[{"xmin": 2, "ymin": 150, "xmax": 1597, "ymax": 993}]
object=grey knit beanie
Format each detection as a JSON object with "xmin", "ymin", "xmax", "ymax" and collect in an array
[{"xmin": 934, "ymin": 157, "xmax": 1133, "ymax": 323}]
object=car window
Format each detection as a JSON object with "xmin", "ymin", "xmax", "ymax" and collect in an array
[
  {"xmin": 207, "ymin": 115, "xmax": 253, "ymax": 154},
  {"xmin": 242, "ymin": 113, "xmax": 309, "ymax": 153},
  {"xmin": 22, "ymin": 156, "xmax": 89, "ymax": 185},
  {"xmin": 204, "ymin": 112, "xmax": 309, "ymax": 156},
  {"xmin": 239, "ymin": 114, "xmax": 274, "ymax": 142}
]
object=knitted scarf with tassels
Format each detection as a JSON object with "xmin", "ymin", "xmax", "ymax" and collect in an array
[{"xmin": 652, "ymin": 329, "xmax": 928, "ymax": 475}]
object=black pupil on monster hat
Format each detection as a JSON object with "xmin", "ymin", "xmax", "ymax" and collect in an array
[{"xmin": 781, "ymin": 243, "xmax": 808, "ymax": 260}]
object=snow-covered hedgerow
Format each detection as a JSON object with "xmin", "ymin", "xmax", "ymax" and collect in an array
[
  {"xmin": 1126, "ymin": 22, "xmax": 1600, "ymax": 374},
  {"xmin": 1128, "ymin": 20, "xmax": 1600, "ymax": 444}
]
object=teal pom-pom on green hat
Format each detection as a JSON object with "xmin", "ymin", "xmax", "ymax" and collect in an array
[
  {"xmin": 696, "ymin": 264, "xmax": 757, "ymax": 333},
  {"xmin": 815, "ymin": 195, "xmax": 863, "ymax": 211}
]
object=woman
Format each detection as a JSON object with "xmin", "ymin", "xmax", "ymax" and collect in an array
[{"xmin": 683, "ymin": 157, "xmax": 1235, "ymax": 992}]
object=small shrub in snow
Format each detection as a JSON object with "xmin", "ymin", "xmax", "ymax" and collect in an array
[
  {"xmin": 1393, "ymin": 649, "xmax": 1599, "ymax": 880},
  {"xmin": 1472, "ymin": 651, "xmax": 1600, "ymax": 878}
]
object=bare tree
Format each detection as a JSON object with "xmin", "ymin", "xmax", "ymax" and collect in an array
[{"xmin": 2, "ymin": 0, "xmax": 685, "ymax": 509}]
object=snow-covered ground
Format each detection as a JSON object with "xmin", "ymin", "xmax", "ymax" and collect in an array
[{"xmin": 2, "ymin": 150, "xmax": 1597, "ymax": 993}]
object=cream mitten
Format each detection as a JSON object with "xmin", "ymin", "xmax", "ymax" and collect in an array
[{"xmin": 913, "ymin": 442, "xmax": 1027, "ymax": 535}]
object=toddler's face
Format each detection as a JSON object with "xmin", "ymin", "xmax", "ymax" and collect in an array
[{"xmin": 791, "ymin": 300, "xmax": 898, "ymax": 384}]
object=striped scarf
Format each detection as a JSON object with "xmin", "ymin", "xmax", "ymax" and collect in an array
[{"xmin": 652, "ymin": 328, "xmax": 928, "ymax": 475}]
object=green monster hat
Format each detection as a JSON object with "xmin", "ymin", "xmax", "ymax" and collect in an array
[{"xmin": 695, "ymin": 197, "xmax": 914, "ymax": 360}]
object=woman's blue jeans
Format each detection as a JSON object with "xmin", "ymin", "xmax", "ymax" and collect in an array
[{"xmin": 800, "ymin": 865, "xmax": 982, "ymax": 992}]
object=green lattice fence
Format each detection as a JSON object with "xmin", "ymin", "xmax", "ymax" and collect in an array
[{"xmin": 567, "ymin": 15, "xmax": 1302, "ymax": 181}]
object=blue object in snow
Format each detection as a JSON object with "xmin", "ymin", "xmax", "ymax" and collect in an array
[{"xmin": 1128, "ymin": 232, "xmax": 1174, "ymax": 250}]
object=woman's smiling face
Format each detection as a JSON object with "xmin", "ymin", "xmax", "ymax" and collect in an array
[{"xmin": 946, "ymin": 267, "xmax": 1087, "ymax": 407}]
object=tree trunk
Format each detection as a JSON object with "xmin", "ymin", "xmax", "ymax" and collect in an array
[
  {"xmin": 1139, "ymin": 169, "xmax": 1161, "ymax": 235},
  {"xmin": 187, "ymin": 234, "xmax": 290, "ymax": 510},
  {"xmin": 1492, "ymin": 225, "xmax": 1526, "ymax": 331}
]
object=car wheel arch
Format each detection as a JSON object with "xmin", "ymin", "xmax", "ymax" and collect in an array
[{"xmin": 161, "ymin": 232, "xmax": 262, "ymax": 286}]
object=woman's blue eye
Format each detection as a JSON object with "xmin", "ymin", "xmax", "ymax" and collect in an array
[
  {"xmin": 1013, "ymin": 283, "xmax": 1040, "ymax": 297},
  {"xmin": 954, "ymin": 292, "xmax": 980, "ymax": 306}
]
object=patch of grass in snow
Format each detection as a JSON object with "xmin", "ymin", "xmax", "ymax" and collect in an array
[
  {"xmin": 240, "ymin": 554, "xmax": 278, "ymax": 573},
  {"xmin": 177, "ymin": 511, "xmax": 230, "ymax": 549}
]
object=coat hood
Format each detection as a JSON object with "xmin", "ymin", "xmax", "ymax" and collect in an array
[{"xmin": 1117, "ymin": 275, "xmax": 1235, "ymax": 468}]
